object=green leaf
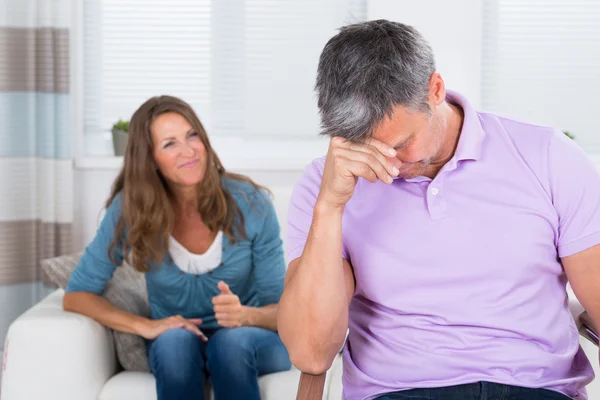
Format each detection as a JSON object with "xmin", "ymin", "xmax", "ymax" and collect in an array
[
  {"xmin": 112, "ymin": 119, "xmax": 130, "ymax": 132},
  {"xmin": 562, "ymin": 130, "xmax": 575, "ymax": 140}
]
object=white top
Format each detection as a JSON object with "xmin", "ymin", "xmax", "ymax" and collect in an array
[{"xmin": 168, "ymin": 231, "xmax": 223, "ymax": 275}]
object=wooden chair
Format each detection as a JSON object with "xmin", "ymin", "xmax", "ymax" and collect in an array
[
  {"xmin": 296, "ymin": 372, "xmax": 327, "ymax": 400},
  {"xmin": 580, "ymin": 311, "xmax": 599, "ymax": 346},
  {"xmin": 295, "ymin": 312, "xmax": 599, "ymax": 400}
]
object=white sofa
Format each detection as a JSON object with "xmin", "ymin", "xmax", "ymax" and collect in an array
[
  {"xmin": 1, "ymin": 287, "xmax": 597, "ymax": 400},
  {"xmin": 0, "ymin": 289, "xmax": 343, "ymax": 400}
]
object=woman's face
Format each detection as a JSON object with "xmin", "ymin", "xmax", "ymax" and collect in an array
[{"xmin": 151, "ymin": 112, "xmax": 207, "ymax": 188}]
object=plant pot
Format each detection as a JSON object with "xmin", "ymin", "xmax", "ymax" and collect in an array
[{"xmin": 112, "ymin": 129, "xmax": 128, "ymax": 156}]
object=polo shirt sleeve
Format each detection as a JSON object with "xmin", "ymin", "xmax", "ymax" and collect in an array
[
  {"xmin": 548, "ymin": 130, "xmax": 600, "ymax": 258},
  {"xmin": 286, "ymin": 158, "xmax": 349, "ymax": 264},
  {"xmin": 66, "ymin": 193, "xmax": 124, "ymax": 295}
]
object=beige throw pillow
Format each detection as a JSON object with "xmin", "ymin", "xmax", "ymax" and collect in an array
[{"xmin": 41, "ymin": 252, "xmax": 151, "ymax": 372}]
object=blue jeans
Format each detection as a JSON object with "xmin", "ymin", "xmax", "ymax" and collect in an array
[
  {"xmin": 375, "ymin": 381, "xmax": 572, "ymax": 400},
  {"xmin": 147, "ymin": 326, "xmax": 291, "ymax": 400}
]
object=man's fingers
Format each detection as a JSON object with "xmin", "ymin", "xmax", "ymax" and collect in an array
[
  {"xmin": 342, "ymin": 158, "xmax": 385, "ymax": 184},
  {"xmin": 336, "ymin": 148, "xmax": 396, "ymax": 183},
  {"xmin": 365, "ymin": 138, "xmax": 397, "ymax": 158},
  {"xmin": 331, "ymin": 136, "xmax": 396, "ymax": 160},
  {"xmin": 353, "ymin": 144, "xmax": 400, "ymax": 177}
]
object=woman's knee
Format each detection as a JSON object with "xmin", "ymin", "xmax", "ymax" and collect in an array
[
  {"xmin": 149, "ymin": 328, "xmax": 206, "ymax": 377},
  {"xmin": 206, "ymin": 327, "xmax": 290, "ymax": 376},
  {"xmin": 206, "ymin": 327, "xmax": 256, "ymax": 365}
]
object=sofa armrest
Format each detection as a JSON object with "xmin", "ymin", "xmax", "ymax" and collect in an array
[{"xmin": 1, "ymin": 289, "xmax": 118, "ymax": 400}]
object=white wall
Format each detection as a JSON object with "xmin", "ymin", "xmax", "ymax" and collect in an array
[{"xmin": 368, "ymin": 0, "xmax": 483, "ymax": 108}]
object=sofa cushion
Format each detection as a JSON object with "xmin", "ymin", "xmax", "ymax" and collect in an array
[
  {"xmin": 98, "ymin": 372, "xmax": 156, "ymax": 400},
  {"xmin": 98, "ymin": 355, "xmax": 343, "ymax": 400},
  {"xmin": 41, "ymin": 252, "xmax": 151, "ymax": 372}
]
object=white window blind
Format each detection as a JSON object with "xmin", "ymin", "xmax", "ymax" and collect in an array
[
  {"xmin": 83, "ymin": 0, "xmax": 211, "ymax": 155},
  {"xmin": 83, "ymin": 0, "xmax": 366, "ymax": 156},
  {"xmin": 481, "ymin": 0, "xmax": 600, "ymax": 154}
]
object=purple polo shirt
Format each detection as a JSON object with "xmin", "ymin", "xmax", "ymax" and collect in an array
[{"xmin": 286, "ymin": 91, "xmax": 599, "ymax": 399}]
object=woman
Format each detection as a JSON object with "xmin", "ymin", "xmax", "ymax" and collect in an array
[{"xmin": 63, "ymin": 95, "xmax": 291, "ymax": 400}]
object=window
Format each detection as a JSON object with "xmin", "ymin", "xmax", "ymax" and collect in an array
[
  {"xmin": 82, "ymin": 0, "xmax": 367, "ymax": 156},
  {"xmin": 481, "ymin": 0, "xmax": 600, "ymax": 154}
]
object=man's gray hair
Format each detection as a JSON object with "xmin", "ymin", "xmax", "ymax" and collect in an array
[{"xmin": 315, "ymin": 19, "xmax": 436, "ymax": 142}]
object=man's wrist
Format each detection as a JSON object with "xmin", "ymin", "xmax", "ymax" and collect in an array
[{"xmin": 314, "ymin": 198, "xmax": 345, "ymax": 218}]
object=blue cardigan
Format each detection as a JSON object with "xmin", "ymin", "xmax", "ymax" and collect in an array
[{"xmin": 66, "ymin": 178, "xmax": 286, "ymax": 329}]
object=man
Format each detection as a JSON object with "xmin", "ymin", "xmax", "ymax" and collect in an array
[{"xmin": 278, "ymin": 19, "xmax": 600, "ymax": 400}]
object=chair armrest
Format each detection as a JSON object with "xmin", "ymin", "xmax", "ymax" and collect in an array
[
  {"xmin": 296, "ymin": 372, "xmax": 327, "ymax": 400},
  {"xmin": 296, "ymin": 352, "xmax": 344, "ymax": 400},
  {"xmin": 1, "ymin": 289, "xmax": 118, "ymax": 400}
]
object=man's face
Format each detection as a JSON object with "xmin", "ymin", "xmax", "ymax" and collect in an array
[{"xmin": 371, "ymin": 104, "xmax": 443, "ymax": 179}]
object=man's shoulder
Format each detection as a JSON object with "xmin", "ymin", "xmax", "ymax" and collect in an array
[
  {"xmin": 295, "ymin": 156, "xmax": 327, "ymax": 187},
  {"xmin": 478, "ymin": 110, "xmax": 557, "ymax": 145},
  {"xmin": 307, "ymin": 156, "xmax": 326, "ymax": 174}
]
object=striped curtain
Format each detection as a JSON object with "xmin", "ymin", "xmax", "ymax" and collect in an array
[{"xmin": 0, "ymin": 0, "xmax": 73, "ymax": 348}]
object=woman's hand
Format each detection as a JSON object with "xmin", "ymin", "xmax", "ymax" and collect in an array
[
  {"xmin": 137, "ymin": 315, "xmax": 208, "ymax": 342},
  {"xmin": 212, "ymin": 281, "xmax": 248, "ymax": 328}
]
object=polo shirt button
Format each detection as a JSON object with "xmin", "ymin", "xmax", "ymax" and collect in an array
[{"xmin": 431, "ymin": 187, "xmax": 439, "ymax": 195}]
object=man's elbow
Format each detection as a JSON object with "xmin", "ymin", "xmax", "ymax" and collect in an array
[
  {"xmin": 287, "ymin": 346, "xmax": 335, "ymax": 375},
  {"xmin": 280, "ymin": 330, "xmax": 341, "ymax": 375}
]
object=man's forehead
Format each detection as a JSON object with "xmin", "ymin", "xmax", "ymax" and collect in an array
[{"xmin": 372, "ymin": 112, "xmax": 416, "ymax": 145}]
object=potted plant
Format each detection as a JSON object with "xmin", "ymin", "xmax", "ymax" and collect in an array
[
  {"xmin": 563, "ymin": 130, "xmax": 575, "ymax": 140},
  {"xmin": 112, "ymin": 119, "xmax": 129, "ymax": 156}
]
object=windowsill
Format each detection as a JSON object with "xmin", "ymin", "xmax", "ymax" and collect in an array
[
  {"xmin": 75, "ymin": 137, "xmax": 330, "ymax": 171},
  {"xmin": 75, "ymin": 137, "xmax": 600, "ymax": 171}
]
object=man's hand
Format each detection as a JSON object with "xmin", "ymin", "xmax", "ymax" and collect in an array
[
  {"xmin": 212, "ymin": 281, "xmax": 247, "ymax": 328},
  {"xmin": 317, "ymin": 137, "xmax": 400, "ymax": 210}
]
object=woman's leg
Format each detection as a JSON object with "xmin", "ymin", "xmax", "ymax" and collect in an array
[
  {"xmin": 148, "ymin": 328, "xmax": 208, "ymax": 400},
  {"xmin": 206, "ymin": 326, "xmax": 291, "ymax": 400}
]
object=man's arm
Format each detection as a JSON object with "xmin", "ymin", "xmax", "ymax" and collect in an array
[
  {"xmin": 545, "ymin": 129, "xmax": 600, "ymax": 355},
  {"xmin": 279, "ymin": 204, "xmax": 356, "ymax": 374},
  {"xmin": 278, "ymin": 137, "xmax": 400, "ymax": 374},
  {"xmin": 563, "ymin": 244, "xmax": 600, "ymax": 342}
]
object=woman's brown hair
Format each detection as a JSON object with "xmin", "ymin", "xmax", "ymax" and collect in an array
[{"xmin": 106, "ymin": 95, "xmax": 268, "ymax": 272}]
